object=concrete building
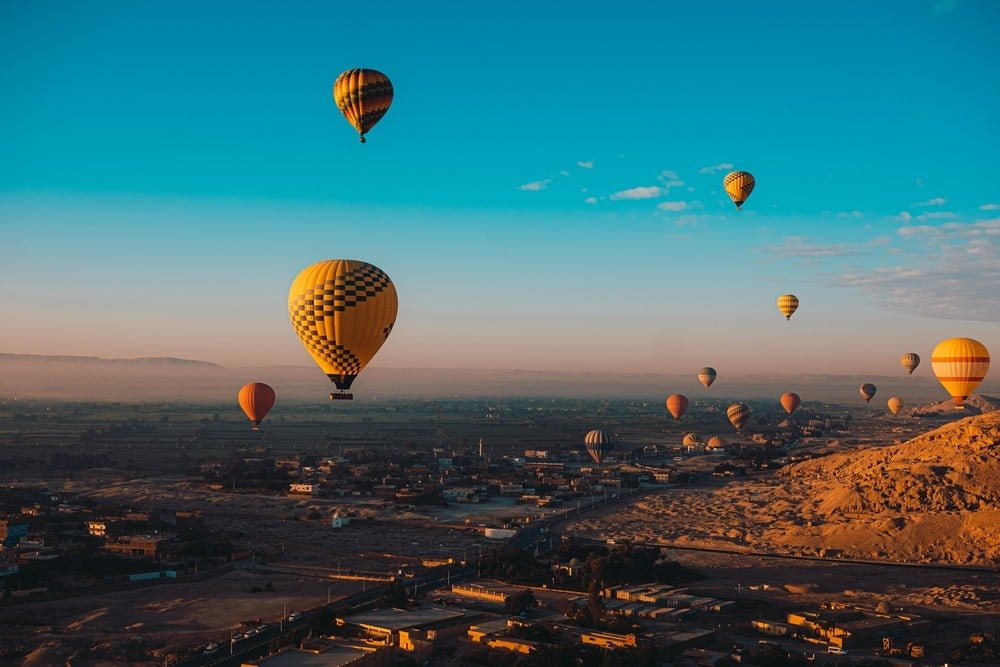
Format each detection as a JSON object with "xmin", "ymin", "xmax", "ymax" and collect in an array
[
  {"xmin": 335, "ymin": 607, "xmax": 472, "ymax": 647},
  {"xmin": 102, "ymin": 534, "xmax": 171, "ymax": 559}
]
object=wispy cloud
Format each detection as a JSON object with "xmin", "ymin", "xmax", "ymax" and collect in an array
[
  {"xmin": 609, "ymin": 186, "xmax": 662, "ymax": 201},
  {"xmin": 836, "ymin": 210, "xmax": 864, "ymax": 218},
  {"xmin": 979, "ymin": 203, "xmax": 1000, "ymax": 211},
  {"xmin": 916, "ymin": 211, "xmax": 955, "ymax": 221},
  {"xmin": 913, "ymin": 197, "xmax": 948, "ymax": 206},
  {"xmin": 698, "ymin": 163, "xmax": 734, "ymax": 175},
  {"xmin": 584, "ymin": 196, "xmax": 598, "ymax": 205},
  {"xmin": 658, "ymin": 170, "xmax": 685, "ymax": 189},
  {"xmin": 656, "ymin": 201, "xmax": 688, "ymax": 212},
  {"xmin": 518, "ymin": 180, "xmax": 551, "ymax": 192},
  {"xmin": 764, "ymin": 235, "xmax": 890, "ymax": 260},
  {"xmin": 896, "ymin": 211, "xmax": 912, "ymax": 222},
  {"xmin": 576, "ymin": 161, "xmax": 593, "ymax": 169},
  {"xmin": 834, "ymin": 218, "xmax": 1000, "ymax": 321}
]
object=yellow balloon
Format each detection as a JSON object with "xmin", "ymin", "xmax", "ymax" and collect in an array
[
  {"xmin": 723, "ymin": 170, "xmax": 755, "ymax": 210},
  {"xmin": 887, "ymin": 396, "xmax": 904, "ymax": 416},
  {"xmin": 777, "ymin": 294, "xmax": 799, "ymax": 320},
  {"xmin": 288, "ymin": 259, "xmax": 398, "ymax": 400},
  {"xmin": 900, "ymin": 352, "xmax": 920, "ymax": 375},
  {"xmin": 931, "ymin": 337, "xmax": 990, "ymax": 407}
]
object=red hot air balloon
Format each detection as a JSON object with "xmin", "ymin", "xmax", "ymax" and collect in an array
[
  {"xmin": 238, "ymin": 382, "xmax": 276, "ymax": 431},
  {"xmin": 779, "ymin": 392, "xmax": 801, "ymax": 415},
  {"xmin": 665, "ymin": 394, "xmax": 689, "ymax": 420}
]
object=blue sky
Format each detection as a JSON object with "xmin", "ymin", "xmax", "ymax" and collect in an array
[{"xmin": 2, "ymin": 0, "xmax": 998, "ymax": 376}]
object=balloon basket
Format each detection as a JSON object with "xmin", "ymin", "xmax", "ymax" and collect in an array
[{"xmin": 330, "ymin": 392, "xmax": 354, "ymax": 401}]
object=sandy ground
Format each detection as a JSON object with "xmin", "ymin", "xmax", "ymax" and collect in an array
[{"xmin": 2, "ymin": 569, "xmax": 365, "ymax": 665}]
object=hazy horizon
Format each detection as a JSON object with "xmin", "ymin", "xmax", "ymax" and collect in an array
[{"xmin": 2, "ymin": 352, "xmax": 995, "ymax": 404}]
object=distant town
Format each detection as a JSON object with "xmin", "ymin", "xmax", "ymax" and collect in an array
[{"xmin": 0, "ymin": 398, "xmax": 996, "ymax": 665}]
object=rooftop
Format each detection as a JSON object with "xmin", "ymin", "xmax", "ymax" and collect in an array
[{"xmin": 341, "ymin": 607, "xmax": 465, "ymax": 631}]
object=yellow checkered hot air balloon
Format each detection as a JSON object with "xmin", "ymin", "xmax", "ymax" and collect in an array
[
  {"xmin": 333, "ymin": 68, "xmax": 393, "ymax": 143},
  {"xmin": 723, "ymin": 170, "xmax": 755, "ymax": 210},
  {"xmin": 288, "ymin": 259, "xmax": 398, "ymax": 400},
  {"xmin": 931, "ymin": 337, "xmax": 990, "ymax": 407},
  {"xmin": 776, "ymin": 294, "xmax": 799, "ymax": 320}
]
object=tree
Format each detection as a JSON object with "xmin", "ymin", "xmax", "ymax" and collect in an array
[{"xmin": 505, "ymin": 589, "xmax": 536, "ymax": 615}]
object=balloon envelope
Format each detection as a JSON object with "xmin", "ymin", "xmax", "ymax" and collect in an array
[
  {"xmin": 697, "ymin": 367, "xmax": 717, "ymax": 389},
  {"xmin": 333, "ymin": 68, "xmax": 393, "ymax": 142},
  {"xmin": 706, "ymin": 435, "xmax": 727, "ymax": 449},
  {"xmin": 288, "ymin": 259, "xmax": 398, "ymax": 399},
  {"xmin": 859, "ymin": 383, "xmax": 877, "ymax": 403},
  {"xmin": 238, "ymin": 382, "xmax": 275, "ymax": 430},
  {"xmin": 666, "ymin": 394, "xmax": 689, "ymax": 420},
  {"xmin": 887, "ymin": 396, "xmax": 904, "ymax": 415},
  {"xmin": 727, "ymin": 403, "xmax": 751, "ymax": 431},
  {"xmin": 682, "ymin": 432, "xmax": 704, "ymax": 447},
  {"xmin": 777, "ymin": 294, "xmax": 799, "ymax": 320},
  {"xmin": 583, "ymin": 429, "xmax": 614, "ymax": 465},
  {"xmin": 779, "ymin": 392, "xmax": 801, "ymax": 415},
  {"xmin": 931, "ymin": 337, "xmax": 990, "ymax": 407},
  {"xmin": 723, "ymin": 171, "xmax": 755, "ymax": 209},
  {"xmin": 900, "ymin": 352, "xmax": 920, "ymax": 375}
]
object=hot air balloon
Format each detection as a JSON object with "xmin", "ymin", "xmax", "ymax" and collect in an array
[
  {"xmin": 706, "ymin": 435, "xmax": 727, "ymax": 449},
  {"xmin": 698, "ymin": 367, "xmax": 717, "ymax": 389},
  {"xmin": 682, "ymin": 432, "xmax": 704, "ymax": 447},
  {"xmin": 723, "ymin": 170, "xmax": 755, "ymax": 210},
  {"xmin": 584, "ymin": 429, "xmax": 614, "ymax": 465},
  {"xmin": 777, "ymin": 294, "xmax": 799, "ymax": 320},
  {"xmin": 288, "ymin": 259, "xmax": 398, "ymax": 400},
  {"xmin": 779, "ymin": 392, "xmax": 801, "ymax": 415},
  {"xmin": 238, "ymin": 382, "xmax": 275, "ymax": 431},
  {"xmin": 726, "ymin": 403, "xmax": 751, "ymax": 431},
  {"xmin": 333, "ymin": 68, "xmax": 393, "ymax": 143},
  {"xmin": 666, "ymin": 394, "xmax": 689, "ymax": 420},
  {"xmin": 931, "ymin": 337, "xmax": 990, "ymax": 407},
  {"xmin": 859, "ymin": 383, "xmax": 877, "ymax": 404},
  {"xmin": 887, "ymin": 396, "xmax": 904, "ymax": 416},
  {"xmin": 900, "ymin": 353, "xmax": 920, "ymax": 375}
]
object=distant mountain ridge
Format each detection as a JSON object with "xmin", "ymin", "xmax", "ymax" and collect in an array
[{"xmin": 0, "ymin": 353, "xmax": 221, "ymax": 368}]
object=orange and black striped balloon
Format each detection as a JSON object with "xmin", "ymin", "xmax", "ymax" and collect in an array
[
  {"xmin": 726, "ymin": 402, "xmax": 751, "ymax": 431},
  {"xmin": 333, "ymin": 68, "xmax": 393, "ymax": 143},
  {"xmin": 583, "ymin": 429, "xmax": 614, "ymax": 464},
  {"xmin": 238, "ymin": 382, "xmax": 276, "ymax": 430},
  {"xmin": 931, "ymin": 337, "xmax": 990, "ymax": 407},
  {"xmin": 723, "ymin": 171, "xmax": 755, "ymax": 210},
  {"xmin": 777, "ymin": 294, "xmax": 799, "ymax": 320}
]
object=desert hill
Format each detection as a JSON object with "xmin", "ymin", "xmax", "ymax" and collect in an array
[
  {"xmin": 0, "ymin": 353, "xmax": 220, "ymax": 368},
  {"xmin": 908, "ymin": 394, "xmax": 1000, "ymax": 417},
  {"xmin": 568, "ymin": 410, "xmax": 1000, "ymax": 566}
]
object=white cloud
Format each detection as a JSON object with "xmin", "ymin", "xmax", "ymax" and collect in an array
[
  {"xmin": 609, "ymin": 186, "xmax": 662, "ymax": 200},
  {"xmin": 518, "ymin": 180, "xmax": 551, "ymax": 191},
  {"xmin": 559, "ymin": 170, "xmax": 570, "ymax": 177},
  {"xmin": 698, "ymin": 163, "xmax": 734, "ymax": 175},
  {"xmin": 979, "ymin": 203, "xmax": 1000, "ymax": 211},
  {"xmin": 584, "ymin": 196, "xmax": 599, "ymax": 205},
  {"xmin": 576, "ymin": 161, "xmax": 593, "ymax": 169},
  {"xmin": 658, "ymin": 170, "xmax": 685, "ymax": 189},
  {"xmin": 916, "ymin": 211, "xmax": 955, "ymax": 221},
  {"xmin": 913, "ymin": 197, "xmax": 948, "ymax": 206},
  {"xmin": 657, "ymin": 201, "xmax": 688, "ymax": 212},
  {"xmin": 835, "ymin": 218, "xmax": 1000, "ymax": 321},
  {"xmin": 764, "ymin": 235, "xmax": 889, "ymax": 260},
  {"xmin": 836, "ymin": 210, "xmax": 864, "ymax": 218},
  {"xmin": 896, "ymin": 211, "xmax": 912, "ymax": 222}
]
